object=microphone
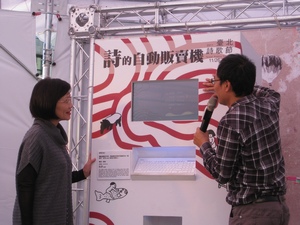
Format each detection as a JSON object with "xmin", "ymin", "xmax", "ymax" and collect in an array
[{"xmin": 200, "ymin": 96, "xmax": 218, "ymax": 132}]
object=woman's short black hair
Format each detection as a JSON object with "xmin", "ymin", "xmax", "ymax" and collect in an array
[
  {"xmin": 217, "ymin": 54, "xmax": 256, "ymax": 97},
  {"xmin": 29, "ymin": 77, "xmax": 71, "ymax": 120}
]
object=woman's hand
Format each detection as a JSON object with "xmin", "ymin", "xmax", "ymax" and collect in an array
[{"xmin": 83, "ymin": 153, "xmax": 96, "ymax": 178}]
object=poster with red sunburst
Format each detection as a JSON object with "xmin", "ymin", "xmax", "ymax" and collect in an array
[
  {"xmin": 89, "ymin": 32, "xmax": 259, "ymax": 225},
  {"xmin": 91, "ymin": 32, "xmax": 243, "ymax": 148}
]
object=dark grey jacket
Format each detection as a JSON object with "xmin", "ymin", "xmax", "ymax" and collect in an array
[{"xmin": 13, "ymin": 118, "xmax": 73, "ymax": 225}]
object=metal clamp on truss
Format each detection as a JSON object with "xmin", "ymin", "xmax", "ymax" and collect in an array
[{"xmin": 68, "ymin": 5, "xmax": 98, "ymax": 37}]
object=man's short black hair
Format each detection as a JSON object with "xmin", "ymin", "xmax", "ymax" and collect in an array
[{"xmin": 217, "ymin": 54, "xmax": 256, "ymax": 97}]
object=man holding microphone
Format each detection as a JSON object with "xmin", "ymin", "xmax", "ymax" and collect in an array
[{"xmin": 193, "ymin": 54, "xmax": 289, "ymax": 225}]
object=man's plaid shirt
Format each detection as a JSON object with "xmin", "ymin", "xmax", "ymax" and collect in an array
[{"xmin": 200, "ymin": 86, "xmax": 286, "ymax": 206}]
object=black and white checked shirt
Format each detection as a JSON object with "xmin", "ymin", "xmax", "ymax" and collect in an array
[{"xmin": 200, "ymin": 85, "xmax": 287, "ymax": 206}]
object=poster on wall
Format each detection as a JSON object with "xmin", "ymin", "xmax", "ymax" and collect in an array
[
  {"xmin": 91, "ymin": 32, "xmax": 243, "ymax": 149},
  {"xmin": 89, "ymin": 32, "xmax": 259, "ymax": 225},
  {"xmin": 97, "ymin": 150, "xmax": 131, "ymax": 180}
]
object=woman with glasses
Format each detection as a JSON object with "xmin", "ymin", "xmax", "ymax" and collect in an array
[{"xmin": 13, "ymin": 77, "xmax": 96, "ymax": 225}]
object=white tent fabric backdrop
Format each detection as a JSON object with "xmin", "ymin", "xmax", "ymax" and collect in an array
[
  {"xmin": 51, "ymin": 14, "xmax": 71, "ymax": 82},
  {"xmin": 0, "ymin": 10, "xmax": 37, "ymax": 224},
  {"xmin": 0, "ymin": 10, "xmax": 70, "ymax": 224}
]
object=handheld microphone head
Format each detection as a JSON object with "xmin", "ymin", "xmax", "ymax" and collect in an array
[
  {"xmin": 199, "ymin": 96, "xmax": 218, "ymax": 132},
  {"xmin": 207, "ymin": 96, "xmax": 218, "ymax": 112}
]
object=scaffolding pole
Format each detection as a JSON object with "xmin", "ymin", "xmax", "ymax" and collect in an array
[{"xmin": 42, "ymin": 0, "xmax": 54, "ymax": 78}]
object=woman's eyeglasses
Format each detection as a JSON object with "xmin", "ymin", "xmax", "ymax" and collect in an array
[{"xmin": 59, "ymin": 98, "xmax": 72, "ymax": 104}]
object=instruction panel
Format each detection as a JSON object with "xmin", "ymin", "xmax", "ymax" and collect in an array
[{"xmin": 97, "ymin": 150, "xmax": 131, "ymax": 180}]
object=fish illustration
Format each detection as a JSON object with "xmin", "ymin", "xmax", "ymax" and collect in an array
[{"xmin": 95, "ymin": 182, "xmax": 128, "ymax": 203}]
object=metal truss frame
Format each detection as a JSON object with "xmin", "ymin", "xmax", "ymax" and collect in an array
[
  {"xmin": 67, "ymin": 37, "xmax": 96, "ymax": 225},
  {"xmin": 68, "ymin": 1, "xmax": 300, "ymax": 224},
  {"xmin": 69, "ymin": 0, "xmax": 300, "ymax": 38}
]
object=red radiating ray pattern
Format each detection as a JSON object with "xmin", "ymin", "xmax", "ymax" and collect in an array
[
  {"xmin": 89, "ymin": 211, "xmax": 114, "ymax": 225},
  {"xmin": 91, "ymin": 35, "xmax": 241, "ymax": 179}
]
